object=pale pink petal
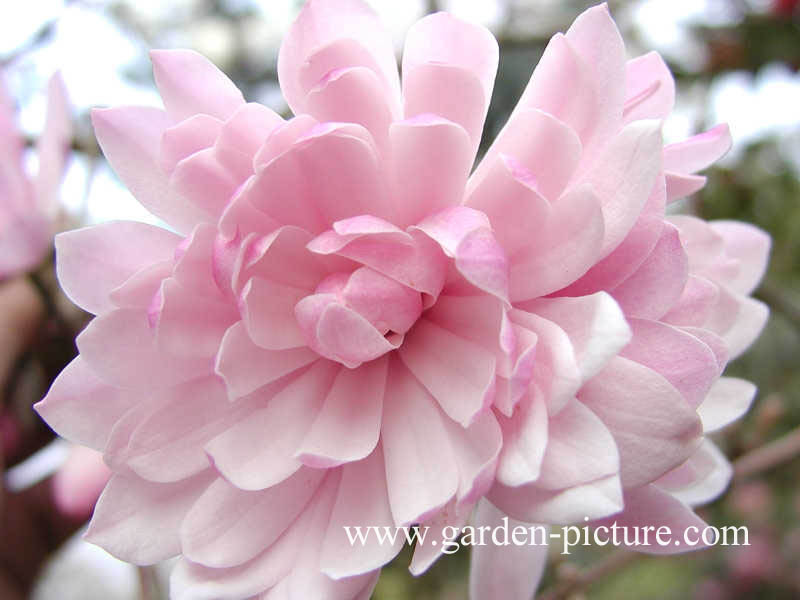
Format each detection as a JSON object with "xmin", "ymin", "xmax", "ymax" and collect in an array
[
  {"xmin": 35, "ymin": 72, "xmax": 71, "ymax": 215},
  {"xmin": 494, "ymin": 390, "xmax": 548, "ymax": 487},
  {"xmin": 278, "ymin": 0, "xmax": 400, "ymax": 116},
  {"xmin": 661, "ymin": 275, "xmax": 720, "ymax": 327},
  {"xmin": 389, "ymin": 116, "xmax": 473, "ymax": 228},
  {"xmin": 409, "ymin": 500, "xmax": 471, "ymax": 576},
  {"xmin": 34, "ymin": 356, "xmax": 135, "ymax": 450},
  {"xmin": 535, "ymin": 398, "xmax": 619, "ymax": 490},
  {"xmin": 173, "ymin": 224, "xmax": 225, "ymax": 299},
  {"xmin": 663, "ymin": 124, "xmax": 732, "ymax": 174},
  {"xmin": 710, "ymin": 220, "xmax": 771, "ymax": 294},
  {"xmin": 621, "ymin": 318, "xmax": 719, "ymax": 408},
  {"xmin": 159, "ymin": 114, "xmax": 223, "ymax": 174},
  {"xmin": 170, "ymin": 147, "xmax": 248, "ymax": 218},
  {"xmin": 215, "ymin": 102, "xmax": 283, "ymax": 167},
  {"xmin": 581, "ymin": 119, "xmax": 662, "ymax": 257},
  {"xmin": 469, "ymin": 501, "xmax": 549, "ymax": 600},
  {"xmin": 52, "ymin": 446, "xmax": 111, "ymax": 519},
  {"xmin": 656, "ymin": 440, "xmax": 732, "ymax": 506},
  {"xmin": 715, "ymin": 292, "xmax": 769, "ymax": 360},
  {"xmin": 402, "ymin": 12, "xmax": 497, "ymax": 153},
  {"xmin": 579, "ymin": 357, "xmax": 703, "ymax": 487},
  {"xmin": 623, "ymin": 51, "xmax": 675, "ymax": 122},
  {"xmin": 519, "ymin": 292, "xmax": 631, "ymax": 383},
  {"xmin": 697, "ymin": 377, "xmax": 757, "ymax": 433},
  {"xmin": 56, "ymin": 221, "xmax": 179, "ymax": 315},
  {"xmin": 91, "ymin": 107, "xmax": 210, "ymax": 232},
  {"xmin": 381, "ymin": 359, "xmax": 459, "ymax": 526},
  {"xmin": 180, "ymin": 468, "xmax": 325, "ymax": 568},
  {"xmin": 466, "ymin": 155, "xmax": 552, "ymax": 259},
  {"xmin": 321, "ymin": 447, "xmax": 401, "ymax": 577},
  {"xmin": 399, "ymin": 318, "xmax": 496, "ymax": 427},
  {"xmin": 488, "ymin": 474, "xmax": 624, "ymax": 524},
  {"xmin": 305, "ymin": 66, "xmax": 394, "ymax": 152},
  {"xmin": 252, "ymin": 114, "xmax": 318, "ymax": 169},
  {"xmin": 240, "ymin": 277, "xmax": 308, "ymax": 350},
  {"xmin": 206, "ymin": 361, "xmax": 337, "ymax": 490},
  {"xmin": 470, "ymin": 109, "xmax": 582, "ymax": 202},
  {"xmin": 509, "ymin": 183, "xmax": 605, "ymax": 301},
  {"xmin": 592, "ymin": 485, "xmax": 710, "ymax": 554},
  {"xmin": 85, "ymin": 470, "xmax": 214, "ymax": 565},
  {"xmin": 245, "ymin": 124, "xmax": 389, "ymax": 231},
  {"xmin": 610, "ymin": 222, "xmax": 689, "ymax": 320},
  {"xmin": 665, "ymin": 172, "xmax": 707, "ymax": 202},
  {"xmin": 509, "ymin": 310, "xmax": 582, "ymax": 414},
  {"xmin": 298, "ymin": 356, "xmax": 387, "ymax": 468},
  {"xmin": 214, "ymin": 321, "xmax": 319, "ymax": 400},
  {"xmin": 77, "ymin": 308, "xmax": 210, "ymax": 390},
  {"xmin": 151, "ymin": 49, "xmax": 244, "ymax": 121}
]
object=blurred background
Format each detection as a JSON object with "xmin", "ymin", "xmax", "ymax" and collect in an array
[{"xmin": 1, "ymin": 0, "xmax": 799, "ymax": 598}]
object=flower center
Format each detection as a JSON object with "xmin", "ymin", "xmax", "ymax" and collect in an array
[{"xmin": 294, "ymin": 266, "xmax": 423, "ymax": 368}]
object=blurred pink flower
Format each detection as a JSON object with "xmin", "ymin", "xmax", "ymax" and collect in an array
[
  {"xmin": 0, "ymin": 73, "xmax": 70, "ymax": 279},
  {"xmin": 36, "ymin": 2, "xmax": 768, "ymax": 599}
]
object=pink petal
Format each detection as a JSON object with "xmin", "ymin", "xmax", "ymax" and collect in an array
[
  {"xmin": 663, "ymin": 124, "xmax": 732, "ymax": 174},
  {"xmin": 381, "ymin": 359, "xmax": 459, "ymax": 526},
  {"xmin": 697, "ymin": 377, "xmax": 757, "ymax": 433},
  {"xmin": 710, "ymin": 220, "xmax": 771, "ymax": 295},
  {"xmin": 519, "ymin": 292, "xmax": 631, "ymax": 383},
  {"xmin": 252, "ymin": 114, "xmax": 318, "ymax": 169},
  {"xmin": 305, "ymin": 66, "xmax": 394, "ymax": 152},
  {"xmin": 150, "ymin": 49, "xmax": 244, "ymax": 121},
  {"xmin": 579, "ymin": 356, "xmax": 703, "ymax": 487},
  {"xmin": 402, "ymin": 12, "xmax": 497, "ymax": 153},
  {"xmin": 180, "ymin": 468, "xmax": 325, "ymax": 568},
  {"xmin": 564, "ymin": 3, "xmax": 626, "ymax": 153},
  {"xmin": 240, "ymin": 277, "xmax": 308, "ymax": 350},
  {"xmin": 623, "ymin": 51, "xmax": 675, "ymax": 122},
  {"xmin": 469, "ymin": 501, "xmax": 549, "ymax": 600},
  {"xmin": 159, "ymin": 114, "xmax": 223, "ymax": 174},
  {"xmin": 508, "ymin": 183, "xmax": 605, "ymax": 301},
  {"xmin": 582, "ymin": 119, "xmax": 663, "ymax": 257},
  {"xmin": 206, "ymin": 361, "xmax": 337, "ymax": 490},
  {"xmin": 621, "ymin": 318, "xmax": 719, "ymax": 408},
  {"xmin": 592, "ymin": 485, "xmax": 710, "ymax": 554},
  {"xmin": 535, "ymin": 398, "xmax": 619, "ymax": 490},
  {"xmin": 214, "ymin": 321, "xmax": 318, "ymax": 400},
  {"xmin": 409, "ymin": 499, "xmax": 470, "ymax": 576},
  {"xmin": 170, "ymin": 147, "xmax": 248, "ymax": 218},
  {"xmin": 245, "ymin": 124, "xmax": 389, "ymax": 232},
  {"xmin": 399, "ymin": 318, "xmax": 496, "ymax": 427},
  {"xmin": 656, "ymin": 440, "xmax": 732, "ymax": 506},
  {"xmin": 321, "ymin": 447, "xmax": 402, "ymax": 577},
  {"xmin": 488, "ymin": 473, "xmax": 624, "ymax": 524},
  {"xmin": 91, "ymin": 107, "xmax": 210, "ymax": 233},
  {"xmin": 508, "ymin": 310, "xmax": 582, "ymax": 415},
  {"xmin": 665, "ymin": 172, "xmax": 707, "ymax": 202},
  {"xmin": 173, "ymin": 224, "xmax": 224, "ymax": 299},
  {"xmin": 494, "ymin": 390, "xmax": 548, "ymax": 487},
  {"xmin": 52, "ymin": 446, "xmax": 111, "ymax": 519},
  {"xmin": 77, "ymin": 308, "xmax": 210, "ymax": 390},
  {"xmin": 466, "ymin": 154, "xmax": 552, "ymax": 259},
  {"xmin": 297, "ymin": 356, "xmax": 387, "ymax": 468},
  {"xmin": 662, "ymin": 275, "xmax": 720, "ymax": 327},
  {"xmin": 154, "ymin": 277, "xmax": 237, "ymax": 357},
  {"xmin": 215, "ymin": 102, "xmax": 283, "ymax": 167},
  {"xmin": 610, "ymin": 222, "xmax": 689, "ymax": 320},
  {"xmin": 85, "ymin": 470, "xmax": 214, "ymax": 565},
  {"xmin": 34, "ymin": 356, "xmax": 135, "ymax": 450},
  {"xmin": 278, "ymin": 0, "xmax": 400, "ymax": 116},
  {"xmin": 389, "ymin": 116, "xmax": 473, "ymax": 228},
  {"xmin": 470, "ymin": 109, "xmax": 582, "ymax": 202},
  {"xmin": 56, "ymin": 221, "xmax": 180, "ymax": 315},
  {"xmin": 35, "ymin": 72, "xmax": 72, "ymax": 214},
  {"xmin": 714, "ymin": 292, "xmax": 769, "ymax": 360}
]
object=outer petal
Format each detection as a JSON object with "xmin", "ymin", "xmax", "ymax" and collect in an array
[
  {"xmin": 495, "ymin": 391, "xmax": 548, "ymax": 487},
  {"xmin": 91, "ymin": 107, "xmax": 210, "ymax": 232},
  {"xmin": 56, "ymin": 221, "xmax": 179, "ymax": 315},
  {"xmin": 278, "ymin": 0, "xmax": 400, "ymax": 116},
  {"xmin": 710, "ymin": 220, "xmax": 771, "ymax": 295},
  {"xmin": 469, "ymin": 501, "xmax": 549, "ymax": 600},
  {"xmin": 663, "ymin": 124, "xmax": 732, "ymax": 175},
  {"xmin": 35, "ymin": 72, "xmax": 72, "ymax": 214},
  {"xmin": 150, "ymin": 49, "xmax": 244, "ymax": 121},
  {"xmin": 35, "ymin": 356, "xmax": 135, "ymax": 450},
  {"xmin": 381, "ymin": 359, "xmax": 459, "ymax": 526},
  {"xmin": 85, "ymin": 470, "xmax": 214, "ymax": 565},
  {"xmin": 402, "ymin": 12, "xmax": 497, "ymax": 154},
  {"xmin": 656, "ymin": 440, "xmax": 732, "ymax": 506},
  {"xmin": 579, "ymin": 357, "xmax": 703, "ymax": 487},
  {"xmin": 697, "ymin": 377, "xmax": 757, "ymax": 433},
  {"xmin": 623, "ymin": 51, "xmax": 675, "ymax": 122}
]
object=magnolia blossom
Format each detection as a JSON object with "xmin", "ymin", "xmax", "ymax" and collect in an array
[
  {"xmin": 0, "ymin": 73, "xmax": 70, "ymax": 279},
  {"xmin": 36, "ymin": 2, "xmax": 769, "ymax": 599}
]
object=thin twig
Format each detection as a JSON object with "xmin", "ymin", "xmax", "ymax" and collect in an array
[{"xmin": 733, "ymin": 425, "xmax": 800, "ymax": 480}]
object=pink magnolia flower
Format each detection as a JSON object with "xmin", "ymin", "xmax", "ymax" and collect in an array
[
  {"xmin": 0, "ymin": 73, "xmax": 70, "ymax": 279},
  {"xmin": 36, "ymin": 2, "xmax": 769, "ymax": 599}
]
